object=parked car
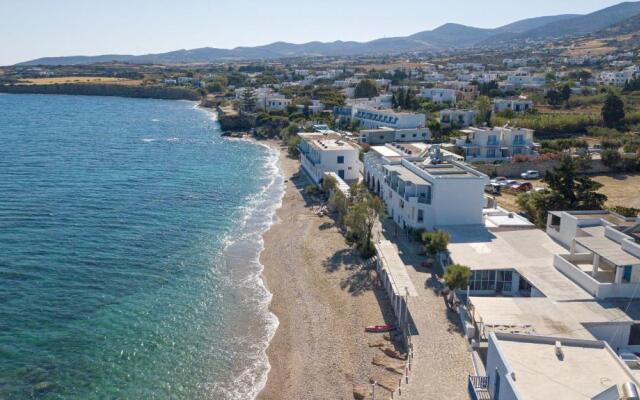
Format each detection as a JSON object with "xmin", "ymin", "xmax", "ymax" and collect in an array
[
  {"xmin": 501, "ymin": 179, "xmax": 518, "ymax": 187},
  {"xmin": 510, "ymin": 182, "xmax": 533, "ymax": 192},
  {"xmin": 534, "ymin": 187, "xmax": 548, "ymax": 193},
  {"xmin": 491, "ymin": 176, "xmax": 508, "ymax": 185},
  {"xmin": 485, "ymin": 183, "xmax": 502, "ymax": 195},
  {"xmin": 520, "ymin": 170, "xmax": 540, "ymax": 179}
]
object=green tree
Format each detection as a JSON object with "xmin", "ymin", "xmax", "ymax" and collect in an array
[
  {"xmin": 343, "ymin": 184, "xmax": 384, "ymax": 257},
  {"xmin": 354, "ymin": 79, "xmax": 379, "ymax": 99},
  {"xmin": 476, "ymin": 96, "xmax": 492, "ymax": 125},
  {"xmin": 601, "ymin": 149, "xmax": 622, "ymax": 168},
  {"xmin": 421, "ymin": 230, "xmax": 450, "ymax": 256},
  {"xmin": 545, "ymin": 89, "xmax": 562, "ymax": 106},
  {"xmin": 602, "ymin": 93, "xmax": 625, "ymax": 128},
  {"xmin": 443, "ymin": 264, "xmax": 472, "ymax": 290},
  {"xmin": 561, "ymin": 84, "xmax": 572, "ymax": 106},
  {"xmin": 517, "ymin": 156, "xmax": 607, "ymax": 227}
]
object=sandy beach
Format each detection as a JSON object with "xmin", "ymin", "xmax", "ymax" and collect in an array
[{"xmin": 258, "ymin": 141, "xmax": 399, "ymax": 399}]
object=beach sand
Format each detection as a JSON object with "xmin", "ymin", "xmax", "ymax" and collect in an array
[{"xmin": 258, "ymin": 141, "xmax": 398, "ymax": 400}]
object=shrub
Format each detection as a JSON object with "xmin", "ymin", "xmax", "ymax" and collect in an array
[
  {"xmin": 304, "ymin": 185, "xmax": 319, "ymax": 195},
  {"xmin": 443, "ymin": 264, "xmax": 472, "ymax": 290},
  {"xmin": 609, "ymin": 206, "xmax": 640, "ymax": 218},
  {"xmin": 601, "ymin": 149, "xmax": 622, "ymax": 168},
  {"xmin": 421, "ymin": 230, "xmax": 450, "ymax": 256}
]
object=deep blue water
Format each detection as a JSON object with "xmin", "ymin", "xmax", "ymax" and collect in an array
[{"xmin": 0, "ymin": 94, "xmax": 282, "ymax": 399}]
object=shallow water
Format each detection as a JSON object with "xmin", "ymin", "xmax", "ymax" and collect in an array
[{"xmin": 0, "ymin": 94, "xmax": 282, "ymax": 399}]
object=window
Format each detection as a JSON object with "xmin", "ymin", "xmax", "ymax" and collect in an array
[
  {"xmin": 486, "ymin": 148, "xmax": 496, "ymax": 158},
  {"xmin": 470, "ymin": 270, "xmax": 496, "ymax": 291},
  {"xmin": 337, "ymin": 156, "xmax": 344, "ymax": 164},
  {"xmin": 417, "ymin": 209, "xmax": 424, "ymax": 223}
]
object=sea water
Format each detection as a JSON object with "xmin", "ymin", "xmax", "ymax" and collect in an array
[{"xmin": 0, "ymin": 94, "xmax": 282, "ymax": 399}]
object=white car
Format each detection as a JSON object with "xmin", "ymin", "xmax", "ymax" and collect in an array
[{"xmin": 521, "ymin": 170, "xmax": 540, "ymax": 179}]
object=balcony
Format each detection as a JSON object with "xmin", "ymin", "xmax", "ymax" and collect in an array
[{"xmin": 468, "ymin": 375, "xmax": 491, "ymax": 400}]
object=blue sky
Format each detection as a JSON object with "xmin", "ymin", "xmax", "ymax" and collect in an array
[{"xmin": 0, "ymin": 0, "xmax": 626, "ymax": 65}]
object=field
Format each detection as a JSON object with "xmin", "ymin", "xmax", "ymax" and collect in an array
[
  {"xmin": 18, "ymin": 76, "xmax": 142, "ymax": 86},
  {"xmin": 497, "ymin": 173, "xmax": 640, "ymax": 212},
  {"xmin": 560, "ymin": 39, "xmax": 616, "ymax": 57}
]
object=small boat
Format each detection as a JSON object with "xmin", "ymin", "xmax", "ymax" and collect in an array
[{"xmin": 365, "ymin": 324, "xmax": 395, "ymax": 333}]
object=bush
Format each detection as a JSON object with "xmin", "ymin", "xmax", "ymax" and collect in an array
[
  {"xmin": 601, "ymin": 149, "xmax": 622, "ymax": 167},
  {"xmin": 609, "ymin": 206, "xmax": 640, "ymax": 218},
  {"xmin": 421, "ymin": 230, "xmax": 450, "ymax": 256},
  {"xmin": 304, "ymin": 185, "xmax": 319, "ymax": 195},
  {"xmin": 493, "ymin": 113, "xmax": 600, "ymax": 134},
  {"xmin": 443, "ymin": 264, "xmax": 472, "ymax": 290}
]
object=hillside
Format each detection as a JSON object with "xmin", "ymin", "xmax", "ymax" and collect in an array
[{"xmin": 16, "ymin": 2, "xmax": 640, "ymax": 66}]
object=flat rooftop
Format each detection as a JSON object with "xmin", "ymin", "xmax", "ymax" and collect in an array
[
  {"xmin": 494, "ymin": 333, "xmax": 639, "ymax": 400},
  {"xmin": 447, "ymin": 226, "xmax": 592, "ymax": 301},
  {"xmin": 471, "ymin": 297, "xmax": 630, "ymax": 340},
  {"xmin": 414, "ymin": 160, "xmax": 482, "ymax": 179},
  {"xmin": 311, "ymin": 139, "xmax": 357, "ymax": 151},
  {"xmin": 576, "ymin": 226, "xmax": 640, "ymax": 266},
  {"xmin": 371, "ymin": 145, "xmax": 403, "ymax": 158},
  {"xmin": 384, "ymin": 164, "xmax": 429, "ymax": 186}
]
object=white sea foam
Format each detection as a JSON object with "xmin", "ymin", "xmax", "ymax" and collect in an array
[{"xmin": 216, "ymin": 141, "xmax": 284, "ymax": 400}]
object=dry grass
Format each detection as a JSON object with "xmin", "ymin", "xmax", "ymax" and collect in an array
[
  {"xmin": 592, "ymin": 174, "xmax": 640, "ymax": 209},
  {"xmin": 561, "ymin": 39, "xmax": 616, "ymax": 57},
  {"xmin": 18, "ymin": 76, "xmax": 142, "ymax": 86},
  {"xmin": 497, "ymin": 173, "xmax": 640, "ymax": 212}
]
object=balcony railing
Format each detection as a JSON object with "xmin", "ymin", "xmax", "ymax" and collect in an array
[{"xmin": 468, "ymin": 375, "xmax": 491, "ymax": 400}]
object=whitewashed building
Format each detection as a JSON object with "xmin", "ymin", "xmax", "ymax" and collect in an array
[
  {"xmin": 364, "ymin": 144, "xmax": 488, "ymax": 230},
  {"xmin": 548, "ymin": 211, "xmax": 640, "ymax": 299},
  {"xmin": 469, "ymin": 332, "xmax": 640, "ymax": 400},
  {"xmin": 358, "ymin": 127, "xmax": 431, "ymax": 145},
  {"xmin": 493, "ymin": 98, "xmax": 534, "ymax": 113},
  {"xmin": 439, "ymin": 109, "xmax": 476, "ymax": 127},
  {"xmin": 336, "ymin": 106, "xmax": 426, "ymax": 130},
  {"xmin": 298, "ymin": 132, "xmax": 359, "ymax": 184},
  {"xmin": 418, "ymin": 88, "xmax": 457, "ymax": 104},
  {"xmin": 454, "ymin": 126, "xmax": 538, "ymax": 162}
]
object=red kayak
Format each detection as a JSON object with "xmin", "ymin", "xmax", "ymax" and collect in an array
[{"xmin": 365, "ymin": 324, "xmax": 395, "ymax": 333}]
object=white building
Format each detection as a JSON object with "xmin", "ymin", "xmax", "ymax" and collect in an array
[
  {"xmin": 336, "ymin": 106, "xmax": 426, "ymax": 130},
  {"xmin": 418, "ymin": 88, "xmax": 457, "ymax": 104},
  {"xmin": 296, "ymin": 99, "xmax": 325, "ymax": 114},
  {"xmin": 470, "ymin": 332, "xmax": 640, "ymax": 400},
  {"xmin": 439, "ymin": 109, "xmax": 476, "ymax": 127},
  {"xmin": 358, "ymin": 127, "xmax": 431, "ymax": 145},
  {"xmin": 364, "ymin": 145, "xmax": 488, "ymax": 230},
  {"xmin": 266, "ymin": 95, "xmax": 291, "ymax": 112},
  {"xmin": 506, "ymin": 74, "xmax": 546, "ymax": 88},
  {"xmin": 493, "ymin": 98, "xmax": 534, "ymax": 113},
  {"xmin": 298, "ymin": 132, "xmax": 359, "ymax": 184},
  {"xmin": 454, "ymin": 126, "xmax": 538, "ymax": 162},
  {"xmin": 548, "ymin": 211, "xmax": 640, "ymax": 299}
]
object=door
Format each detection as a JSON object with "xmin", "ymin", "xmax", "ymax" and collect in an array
[
  {"xmin": 338, "ymin": 170, "xmax": 345, "ymax": 179},
  {"xmin": 623, "ymin": 265, "xmax": 633, "ymax": 283}
]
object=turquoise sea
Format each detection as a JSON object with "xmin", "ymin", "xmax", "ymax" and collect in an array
[{"xmin": 0, "ymin": 94, "xmax": 283, "ymax": 399}]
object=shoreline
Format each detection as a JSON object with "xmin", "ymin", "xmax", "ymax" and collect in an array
[
  {"xmin": 256, "ymin": 141, "xmax": 399, "ymax": 399},
  {"xmin": 202, "ymin": 106, "xmax": 399, "ymax": 399}
]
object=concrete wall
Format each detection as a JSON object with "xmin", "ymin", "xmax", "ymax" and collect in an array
[
  {"xmin": 554, "ymin": 254, "xmax": 600, "ymax": 297},
  {"xmin": 432, "ymin": 179, "xmax": 487, "ymax": 227},
  {"xmin": 474, "ymin": 159, "xmax": 613, "ymax": 178},
  {"xmin": 486, "ymin": 334, "xmax": 521, "ymax": 400},
  {"xmin": 584, "ymin": 323, "xmax": 631, "ymax": 352}
]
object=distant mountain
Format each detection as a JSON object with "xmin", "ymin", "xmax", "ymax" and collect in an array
[
  {"xmin": 491, "ymin": 15, "xmax": 580, "ymax": 34},
  {"xmin": 16, "ymin": 2, "xmax": 640, "ymax": 66},
  {"xmin": 513, "ymin": 1, "xmax": 640, "ymax": 40},
  {"xmin": 593, "ymin": 12, "xmax": 640, "ymax": 36}
]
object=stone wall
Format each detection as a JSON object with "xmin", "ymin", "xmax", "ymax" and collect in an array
[{"xmin": 472, "ymin": 159, "xmax": 613, "ymax": 178}]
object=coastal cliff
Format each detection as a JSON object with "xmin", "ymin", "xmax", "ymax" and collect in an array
[{"xmin": 0, "ymin": 83, "xmax": 201, "ymax": 101}]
